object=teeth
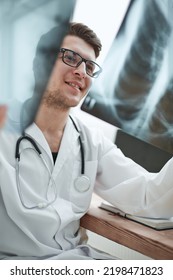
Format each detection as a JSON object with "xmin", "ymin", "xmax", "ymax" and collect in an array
[{"xmin": 68, "ymin": 82, "xmax": 80, "ymax": 89}]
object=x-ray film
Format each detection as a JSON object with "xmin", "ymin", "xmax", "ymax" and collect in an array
[
  {"xmin": 82, "ymin": 0, "xmax": 173, "ymax": 155},
  {"xmin": 0, "ymin": 0, "xmax": 76, "ymax": 132}
]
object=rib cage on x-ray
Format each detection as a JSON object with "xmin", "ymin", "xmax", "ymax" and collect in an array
[{"xmin": 82, "ymin": 0, "xmax": 173, "ymax": 154}]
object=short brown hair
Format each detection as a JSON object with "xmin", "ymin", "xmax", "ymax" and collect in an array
[{"xmin": 68, "ymin": 22, "xmax": 102, "ymax": 58}]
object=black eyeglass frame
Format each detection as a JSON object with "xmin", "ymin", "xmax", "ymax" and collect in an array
[{"xmin": 59, "ymin": 48, "xmax": 102, "ymax": 78}]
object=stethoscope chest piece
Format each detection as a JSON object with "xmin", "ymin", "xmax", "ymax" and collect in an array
[{"xmin": 74, "ymin": 175, "xmax": 90, "ymax": 192}]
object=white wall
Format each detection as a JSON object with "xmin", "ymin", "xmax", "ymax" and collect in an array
[{"xmin": 73, "ymin": 0, "xmax": 131, "ymax": 66}]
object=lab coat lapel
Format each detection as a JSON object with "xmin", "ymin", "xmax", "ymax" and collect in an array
[
  {"xmin": 52, "ymin": 118, "xmax": 80, "ymax": 177},
  {"xmin": 25, "ymin": 118, "xmax": 80, "ymax": 176}
]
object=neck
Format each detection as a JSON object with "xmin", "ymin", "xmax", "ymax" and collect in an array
[
  {"xmin": 35, "ymin": 104, "xmax": 69, "ymax": 133},
  {"xmin": 35, "ymin": 104, "xmax": 70, "ymax": 153}
]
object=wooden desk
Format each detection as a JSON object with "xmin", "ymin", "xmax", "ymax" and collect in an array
[{"xmin": 80, "ymin": 195, "xmax": 173, "ymax": 260}]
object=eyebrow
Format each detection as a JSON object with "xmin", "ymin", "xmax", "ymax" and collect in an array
[{"xmin": 63, "ymin": 47, "xmax": 96, "ymax": 62}]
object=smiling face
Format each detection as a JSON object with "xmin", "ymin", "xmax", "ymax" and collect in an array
[{"xmin": 42, "ymin": 35, "xmax": 96, "ymax": 111}]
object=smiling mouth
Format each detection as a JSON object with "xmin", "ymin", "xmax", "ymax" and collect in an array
[{"xmin": 66, "ymin": 82, "xmax": 82, "ymax": 90}]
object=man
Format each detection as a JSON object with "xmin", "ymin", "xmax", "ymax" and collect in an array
[{"xmin": 0, "ymin": 22, "xmax": 173, "ymax": 260}]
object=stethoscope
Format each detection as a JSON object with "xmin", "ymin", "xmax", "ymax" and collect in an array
[{"xmin": 15, "ymin": 116, "xmax": 90, "ymax": 209}]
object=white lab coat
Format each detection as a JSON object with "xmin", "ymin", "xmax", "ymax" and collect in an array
[{"xmin": 0, "ymin": 102, "xmax": 173, "ymax": 259}]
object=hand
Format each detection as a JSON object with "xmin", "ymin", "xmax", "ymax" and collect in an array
[{"xmin": 0, "ymin": 105, "xmax": 7, "ymax": 128}]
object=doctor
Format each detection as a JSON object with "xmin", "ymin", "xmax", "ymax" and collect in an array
[{"xmin": 0, "ymin": 22, "xmax": 173, "ymax": 260}]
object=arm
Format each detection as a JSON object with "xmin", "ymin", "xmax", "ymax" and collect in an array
[{"xmin": 94, "ymin": 138, "xmax": 173, "ymax": 219}]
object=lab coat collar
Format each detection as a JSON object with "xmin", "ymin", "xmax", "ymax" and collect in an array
[
  {"xmin": 25, "ymin": 117, "xmax": 80, "ymax": 168},
  {"xmin": 25, "ymin": 122, "xmax": 51, "ymax": 156}
]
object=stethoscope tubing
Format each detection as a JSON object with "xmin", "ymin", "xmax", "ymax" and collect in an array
[
  {"xmin": 15, "ymin": 135, "xmax": 42, "ymax": 160},
  {"xmin": 69, "ymin": 116, "xmax": 85, "ymax": 174},
  {"xmin": 15, "ymin": 116, "xmax": 85, "ymax": 174},
  {"xmin": 15, "ymin": 116, "xmax": 89, "ymax": 209}
]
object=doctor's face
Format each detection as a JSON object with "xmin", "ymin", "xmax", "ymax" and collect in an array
[{"xmin": 43, "ymin": 35, "xmax": 96, "ymax": 110}]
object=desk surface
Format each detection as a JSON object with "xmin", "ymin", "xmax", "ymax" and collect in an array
[{"xmin": 80, "ymin": 195, "xmax": 173, "ymax": 260}]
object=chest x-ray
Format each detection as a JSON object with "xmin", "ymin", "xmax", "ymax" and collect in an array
[
  {"xmin": 82, "ymin": 0, "xmax": 173, "ymax": 155},
  {"xmin": 0, "ymin": 0, "xmax": 76, "ymax": 132}
]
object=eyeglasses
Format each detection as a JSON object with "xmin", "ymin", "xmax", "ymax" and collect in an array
[{"xmin": 59, "ymin": 48, "xmax": 102, "ymax": 78}]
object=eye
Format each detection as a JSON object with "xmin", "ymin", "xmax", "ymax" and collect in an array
[
  {"xmin": 86, "ymin": 61, "xmax": 95, "ymax": 74},
  {"xmin": 64, "ymin": 51, "xmax": 78, "ymax": 65}
]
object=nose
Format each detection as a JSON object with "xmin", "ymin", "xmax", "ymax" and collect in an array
[{"xmin": 73, "ymin": 61, "xmax": 87, "ymax": 78}]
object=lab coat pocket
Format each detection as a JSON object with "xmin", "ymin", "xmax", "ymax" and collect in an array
[{"xmin": 70, "ymin": 160, "xmax": 98, "ymax": 213}]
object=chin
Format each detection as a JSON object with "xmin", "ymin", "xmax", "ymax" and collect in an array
[
  {"xmin": 68, "ymin": 95, "xmax": 82, "ymax": 107},
  {"xmin": 68, "ymin": 100, "xmax": 80, "ymax": 108}
]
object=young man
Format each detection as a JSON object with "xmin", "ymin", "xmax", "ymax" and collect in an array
[{"xmin": 0, "ymin": 23, "xmax": 173, "ymax": 260}]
